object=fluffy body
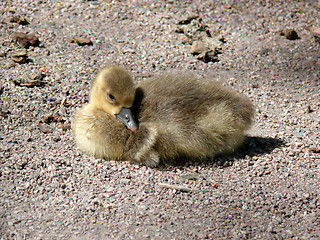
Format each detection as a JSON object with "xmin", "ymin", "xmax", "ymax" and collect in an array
[{"xmin": 73, "ymin": 67, "xmax": 255, "ymax": 167}]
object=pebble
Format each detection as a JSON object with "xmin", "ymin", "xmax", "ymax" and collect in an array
[
  {"xmin": 12, "ymin": 73, "xmax": 45, "ymax": 87},
  {"xmin": 309, "ymin": 26, "xmax": 320, "ymax": 43},
  {"xmin": 9, "ymin": 15, "xmax": 29, "ymax": 25},
  {"xmin": 11, "ymin": 50, "xmax": 28, "ymax": 64},
  {"xmin": 70, "ymin": 37, "xmax": 93, "ymax": 46},
  {"xmin": 0, "ymin": 1, "xmax": 319, "ymax": 240},
  {"xmin": 12, "ymin": 32, "xmax": 40, "ymax": 48},
  {"xmin": 281, "ymin": 29, "xmax": 299, "ymax": 40},
  {"xmin": 176, "ymin": 16, "xmax": 223, "ymax": 62}
]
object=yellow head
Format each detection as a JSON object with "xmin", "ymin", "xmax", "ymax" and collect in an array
[{"xmin": 90, "ymin": 66, "xmax": 138, "ymax": 132}]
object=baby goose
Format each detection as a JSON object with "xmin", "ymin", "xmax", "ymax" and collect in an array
[
  {"xmin": 73, "ymin": 66, "xmax": 255, "ymax": 167},
  {"xmin": 73, "ymin": 66, "xmax": 138, "ymax": 161}
]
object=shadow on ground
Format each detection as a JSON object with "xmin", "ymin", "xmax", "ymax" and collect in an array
[{"xmin": 160, "ymin": 136, "xmax": 285, "ymax": 168}]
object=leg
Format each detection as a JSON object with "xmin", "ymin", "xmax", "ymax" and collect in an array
[{"xmin": 124, "ymin": 123, "xmax": 160, "ymax": 166}]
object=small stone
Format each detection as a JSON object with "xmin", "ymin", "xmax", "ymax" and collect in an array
[
  {"xmin": 190, "ymin": 41, "xmax": 206, "ymax": 54},
  {"xmin": 12, "ymin": 50, "xmax": 27, "ymax": 57},
  {"xmin": 12, "ymin": 32, "xmax": 39, "ymax": 48},
  {"xmin": 309, "ymin": 147, "xmax": 320, "ymax": 153},
  {"xmin": 0, "ymin": 107, "xmax": 10, "ymax": 118},
  {"xmin": 309, "ymin": 27, "xmax": 320, "ymax": 37},
  {"xmin": 180, "ymin": 35, "xmax": 192, "ymax": 45},
  {"xmin": 177, "ymin": 15, "xmax": 199, "ymax": 25},
  {"xmin": 57, "ymin": 122, "xmax": 70, "ymax": 131},
  {"xmin": 198, "ymin": 233, "xmax": 209, "ymax": 239},
  {"xmin": 197, "ymin": 50, "xmax": 219, "ymax": 63},
  {"xmin": 309, "ymin": 26, "xmax": 320, "ymax": 43},
  {"xmin": 9, "ymin": 15, "xmax": 29, "ymax": 25},
  {"xmin": 176, "ymin": 17, "xmax": 223, "ymax": 63},
  {"xmin": 175, "ymin": 25, "xmax": 185, "ymax": 33},
  {"xmin": 37, "ymin": 123, "xmax": 51, "ymax": 133},
  {"xmin": 71, "ymin": 37, "xmax": 93, "ymax": 46},
  {"xmin": 8, "ymin": 62, "xmax": 17, "ymax": 68},
  {"xmin": 122, "ymin": 49, "xmax": 136, "ymax": 54},
  {"xmin": 306, "ymin": 105, "xmax": 314, "ymax": 113},
  {"xmin": 18, "ymin": 161, "xmax": 28, "ymax": 170},
  {"xmin": 53, "ymin": 135, "xmax": 61, "ymax": 142},
  {"xmin": 11, "ymin": 50, "xmax": 28, "ymax": 64},
  {"xmin": 281, "ymin": 29, "xmax": 299, "ymax": 40},
  {"xmin": 267, "ymin": 225, "xmax": 277, "ymax": 233},
  {"xmin": 288, "ymin": 151, "xmax": 295, "ymax": 156},
  {"xmin": 47, "ymin": 164, "xmax": 56, "ymax": 171},
  {"xmin": 13, "ymin": 73, "xmax": 45, "ymax": 87},
  {"xmin": 12, "ymin": 56, "xmax": 26, "ymax": 63}
]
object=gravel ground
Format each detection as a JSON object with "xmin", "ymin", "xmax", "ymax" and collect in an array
[{"xmin": 1, "ymin": 0, "xmax": 319, "ymax": 239}]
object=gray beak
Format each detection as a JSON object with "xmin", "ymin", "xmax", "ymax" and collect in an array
[{"xmin": 116, "ymin": 107, "xmax": 138, "ymax": 132}]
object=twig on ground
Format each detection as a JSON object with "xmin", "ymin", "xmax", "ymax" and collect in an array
[{"xmin": 158, "ymin": 183, "xmax": 192, "ymax": 192}]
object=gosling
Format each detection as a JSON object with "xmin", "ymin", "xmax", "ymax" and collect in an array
[{"xmin": 72, "ymin": 66, "xmax": 255, "ymax": 167}]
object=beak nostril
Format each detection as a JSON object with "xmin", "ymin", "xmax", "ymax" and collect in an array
[
  {"xmin": 125, "ymin": 115, "xmax": 130, "ymax": 123},
  {"xmin": 116, "ymin": 107, "xmax": 138, "ymax": 131}
]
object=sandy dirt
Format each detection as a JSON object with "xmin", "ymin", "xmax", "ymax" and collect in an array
[{"xmin": 0, "ymin": 1, "xmax": 319, "ymax": 239}]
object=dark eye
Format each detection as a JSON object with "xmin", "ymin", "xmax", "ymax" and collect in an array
[{"xmin": 108, "ymin": 93, "xmax": 116, "ymax": 102}]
